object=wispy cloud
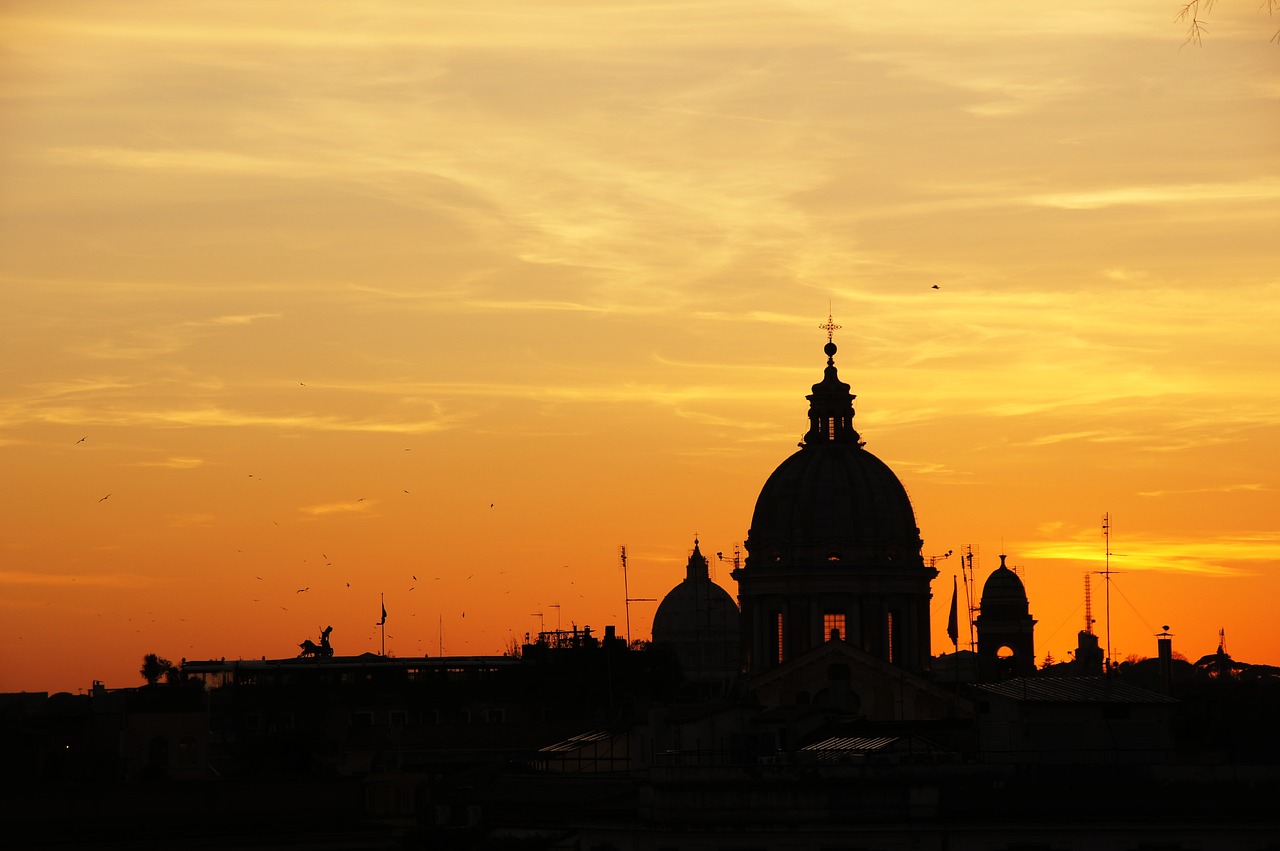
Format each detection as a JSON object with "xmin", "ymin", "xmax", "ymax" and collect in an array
[
  {"xmin": 298, "ymin": 500, "xmax": 377, "ymax": 517},
  {"xmin": 0, "ymin": 570, "xmax": 154, "ymax": 588},
  {"xmin": 1030, "ymin": 179, "xmax": 1280, "ymax": 210},
  {"xmin": 1020, "ymin": 532, "xmax": 1280, "ymax": 577},
  {"xmin": 137, "ymin": 457, "xmax": 206, "ymax": 469},
  {"xmin": 200, "ymin": 313, "xmax": 282, "ymax": 327},
  {"xmin": 1138, "ymin": 484, "xmax": 1269, "ymax": 498}
]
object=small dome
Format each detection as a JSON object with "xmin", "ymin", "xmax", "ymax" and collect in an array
[
  {"xmin": 652, "ymin": 540, "xmax": 740, "ymax": 683},
  {"xmin": 980, "ymin": 555, "xmax": 1030, "ymax": 616}
]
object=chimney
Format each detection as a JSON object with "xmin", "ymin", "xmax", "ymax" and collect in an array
[{"xmin": 1157, "ymin": 626, "xmax": 1173, "ymax": 696}]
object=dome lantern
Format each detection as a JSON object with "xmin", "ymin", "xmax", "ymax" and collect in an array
[{"xmin": 804, "ymin": 314, "xmax": 863, "ymax": 447}]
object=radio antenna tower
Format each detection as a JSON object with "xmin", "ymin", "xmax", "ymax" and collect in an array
[{"xmin": 1084, "ymin": 573, "xmax": 1094, "ymax": 635}]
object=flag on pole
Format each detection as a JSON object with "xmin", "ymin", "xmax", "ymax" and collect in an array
[
  {"xmin": 379, "ymin": 596, "xmax": 387, "ymax": 626},
  {"xmin": 946, "ymin": 576, "xmax": 959, "ymax": 647}
]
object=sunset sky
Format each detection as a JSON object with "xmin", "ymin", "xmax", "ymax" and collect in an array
[{"xmin": 2, "ymin": 2, "xmax": 1278, "ymax": 694}]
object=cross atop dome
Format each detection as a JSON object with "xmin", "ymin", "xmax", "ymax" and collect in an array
[
  {"xmin": 819, "ymin": 310, "xmax": 842, "ymax": 364},
  {"xmin": 819, "ymin": 311, "xmax": 841, "ymax": 343}
]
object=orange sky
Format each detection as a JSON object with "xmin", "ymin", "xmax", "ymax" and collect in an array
[{"xmin": 2, "ymin": 2, "xmax": 1278, "ymax": 694}]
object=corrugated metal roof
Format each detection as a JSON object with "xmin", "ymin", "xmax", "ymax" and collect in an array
[
  {"xmin": 976, "ymin": 676, "xmax": 1176, "ymax": 703},
  {"xmin": 538, "ymin": 730, "xmax": 615, "ymax": 753},
  {"xmin": 801, "ymin": 736, "xmax": 900, "ymax": 753},
  {"xmin": 799, "ymin": 735, "xmax": 952, "ymax": 762}
]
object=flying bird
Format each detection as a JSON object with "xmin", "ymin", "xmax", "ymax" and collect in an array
[
  {"xmin": 76, "ymin": 436, "xmax": 87, "ymax": 444},
  {"xmin": 296, "ymin": 587, "xmax": 309, "ymax": 593},
  {"xmin": 931, "ymin": 284, "xmax": 940, "ymax": 289},
  {"xmin": 99, "ymin": 493, "xmax": 111, "ymax": 502}
]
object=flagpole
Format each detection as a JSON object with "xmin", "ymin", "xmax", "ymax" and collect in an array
[
  {"xmin": 947, "ymin": 574, "xmax": 960, "ymax": 698},
  {"xmin": 380, "ymin": 592, "xmax": 386, "ymax": 657},
  {"xmin": 947, "ymin": 575, "xmax": 959, "ymax": 652}
]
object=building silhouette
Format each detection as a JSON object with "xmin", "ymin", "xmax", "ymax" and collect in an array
[
  {"xmin": 651, "ymin": 538, "xmax": 740, "ymax": 692},
  {"xmin": 6, "ymin": 325, "xmax": 1280, "ymax": 849},
  {"xmin": 974, "ymin": 553, "xmax": 1037, "ymax": 680},
  {"xmin": 733, "ymin": 335, "xmax": 935, "ymax": 677}
]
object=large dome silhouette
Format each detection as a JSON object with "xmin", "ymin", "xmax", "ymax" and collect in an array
[
  {"xmin": 745, "ymin": 338, "xmax": 922, "ymax": 570},
  {"xmin": 733, "ymin": 329, "xmax": 935, "ymax": 675},
  {"xmin": 749, "ymin": 443, "xmax": 921, "ymax": 568}
]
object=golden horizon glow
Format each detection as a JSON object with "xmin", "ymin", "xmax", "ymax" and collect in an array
[{"xmin": 2, "ymin": 1, "xmax": 1277, "ymax": 693}]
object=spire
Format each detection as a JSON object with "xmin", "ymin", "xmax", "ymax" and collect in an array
[
  {"xmin": 685, "ymin": 537, "xmax": 710, "ymax": 582},
  {"xmin": 804, "ymin": 313, "xmax": 862, "ymax": 447}
]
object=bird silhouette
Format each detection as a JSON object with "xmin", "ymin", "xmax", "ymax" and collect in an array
[
  {"xmin": 99, "ymin": 493, "xmax": 111, "ymax": 502},
  {"xmin": 931, "ymin": 284, "xmax": 940, "ymax": 289},
  {"xmin": 296, "ymin": 587, "xmax": 309, "ymax": 593},
  {"xmin": 76, "ymin": 436, "xmax": 87, "ymax": 444}
]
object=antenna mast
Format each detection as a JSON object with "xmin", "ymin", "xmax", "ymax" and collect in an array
[
  {"xmin": 961, "ymin": 545, "xmax": 978, "ymax": 652},
  {"xmin": 620, "ymin": 546, "xmax": 631, "ymax": 643},
  {"xmin": 1101, "ymin": 512, "xmax": 1113, "ymax": 669},
  {"xmin": 619, "ymin": 545, "xmax": 656, "ymax": 646}
]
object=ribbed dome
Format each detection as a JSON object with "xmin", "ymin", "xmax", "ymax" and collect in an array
[{"xmin": 748, "ymin": 444, "xmax": 922, "ymax": 566}]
